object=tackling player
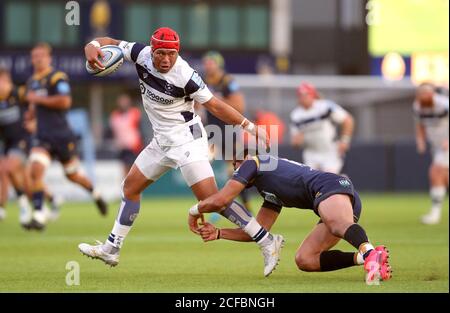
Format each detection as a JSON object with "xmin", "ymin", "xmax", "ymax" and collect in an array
[
  {"xmin": 197, "ymin": 151, "xmax": 392, "ymax": 284},
  {"xmin": 414, "ymin": 83, "xmax": 449, "ymax": 225},
  {"xmin": 290, "ymin": 82, "xmax": 354, "ymax": 174},
  {"xmin": 0, "ymin": 68, "xmax": 33, "ymax": 224},
  {"xmin": 25, "ymin": 43, "xmax": 108, "ymax": 230},
  {"xmin": 78, "ymin": 27, "xmax": 283, "ymax": 277}
]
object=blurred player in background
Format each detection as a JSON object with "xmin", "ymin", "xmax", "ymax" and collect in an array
[
  {"xmin": 79, "ymin": 28, "xmax": 283, "ymax": 277},
  {"xmin": 0, "ymin": 159, "xmax": 8, "ymax": 220},
  {"xmin": 202, "ymin": 51, "xmax": 252, "ymax": 220},
  {"xmin": 25, "ymin": 43, "xmax": 108, "ymax": 230},
  {"xmin": 0, "ymin": 68, "xmax": 33, "ymax": 224},
  {"xmin": 252, "ymin": 109, "xmax": 285, "ymax": 145},
  {"xmin": 290, "ymin": 82, "xmax": 354, "ymax": 174},
  {"xmin": 198, "ymin": 151, "xmax": 392, "ymax": 284},
  {"xmin": 109, "ymin": 93, "xmax": 143, "ymax": 177},
  {"xmin": 414, "ymin": 83, "xmax": 449, "ymax": 225}
]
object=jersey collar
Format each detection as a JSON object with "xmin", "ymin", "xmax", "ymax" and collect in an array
[{"xmin": 32, "ymin": 67, "xmax": 53, "ymax": 81}]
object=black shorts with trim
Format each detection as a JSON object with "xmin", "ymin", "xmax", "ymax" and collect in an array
[
  {"xmin": 32, "ymin": 134, "xmax": 78, "ymax": 163},
  {"xmin": 311, "ymin": 173, "xmax": 362, "ymax": 223},
  {"xmin": 0, "ymin": 126, "xmax": 31, "ymax": 157}
]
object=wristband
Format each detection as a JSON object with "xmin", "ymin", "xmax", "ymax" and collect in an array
[
  {"xmin": 216, "ymin": 229, "xmax": 221, "ymax": 240},
  {"xmin": 89, "ymin": 40, "xmax": 101, "ymax": 48},
  {"xmin": 189, "ymin": 203, "xmax": 199, "ymax": 216},
  {"xmin": 243, "ymin": 121, "xmax": 256, "ymax": 136}
]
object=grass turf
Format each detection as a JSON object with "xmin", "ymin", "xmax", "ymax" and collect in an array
[{"xmin": 0, "ymin": 193, "xmax": 448, "ymax": 292}]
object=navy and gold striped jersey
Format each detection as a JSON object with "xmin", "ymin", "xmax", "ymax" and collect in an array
[
  {"xmin": 231, "ymin": 155, "xmax": 357, "ymax": 213},
  {"xmin": 205, "ymin": 73, "xmax": 240, "ymax": 131},
  {"xmin": 0, "ymin": 86, "xmax": 28, "ymax": 135},
  {"xmin": 26, "ymin": 68, "xmax": 73, "ymax": 138}
]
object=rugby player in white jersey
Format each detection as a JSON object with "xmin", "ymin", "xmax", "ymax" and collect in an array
[
  {"xmin": 290, "ymin": 82, "xmax": 354, "ymax": 174},
  {"xmin": 78, "ymin": 27, "xmax": 284, "ymax": 276},
  {"xmin": 414, "ymin": 83, "xmax": 449, "ymax": 225}
]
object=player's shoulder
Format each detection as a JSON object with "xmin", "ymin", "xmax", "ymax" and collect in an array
[
  {"xmin": 49, "ymin": 70, "xmax": 69, "ymax": 86},
  {"xmin": 222, "ymin": 73, "xmax": 237, "ymax": 86},
  {"xmin": 172, "ymin": 56, "xmax": 196, "ymax": 82},
  {"xmin": 222, "ymin": 73, "xmax": 240, "ymax": 93},
  {"xmin": 120, "ymin": 41, "xmax": 150, "ymax": 60},
  {"xmin": 434, "ymin": 94, "xmax": 449, "ymax": 110},
  {"xmin": 316, "ymin": 99, "xmax": 338, "ymax": 110},
  {"xmin": 290, "ymin": 106, "xmax": 304, "ymax": 120}
]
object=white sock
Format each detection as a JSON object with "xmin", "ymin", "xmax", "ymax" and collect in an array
[
  {"xmin": 243, "ymin": 218, "xmax": 272, "ymax": 246},
  {"xmin": 359, "ymin": 243, "xmax": 375, "ymax": 258},
  {"xmin": 106, "ymin": 221, "xmax": 131, "ymax": 250},
  {"xmin": 355, "ymin": 252, "xmax": 364, "ymax": 265},
  {"xmin": 430, "ymin": 186, "xmax": 446, "ymax": 213}
]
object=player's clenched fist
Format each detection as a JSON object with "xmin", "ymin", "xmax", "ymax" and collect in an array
[
  {"xmin": 199, "ymin": 222, "xmax": 219, "ymax": 242},
  {"xmin": 188, "ymin": 213, "xmax": 205, "ymax": 235}
]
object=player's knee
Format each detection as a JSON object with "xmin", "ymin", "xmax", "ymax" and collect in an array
[
  {"xmin": 122, "ymin": 179, "xmax": 138, "ymax": 200},
  {"xmin": 326, "ymin": 221, "xmax": 346, "ymax": 238},
  {"xmin": 295, "ymin": 253, "xmax": 315, "ymax": 272},
  {"xmin": 29, "ymin": 152, "xmax": 50, "ymax": 180},
  {"xmin": 64, "ymin": 159, "xmax": 80, "ymax": 177},
  {"xmin": 29, "ymin": 163, "xmax": 44, "ymax": 181}
]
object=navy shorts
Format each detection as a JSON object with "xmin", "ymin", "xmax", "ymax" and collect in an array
[
  {"xmin": 0, "ymin": 126, "xmax": 31, "ymax": 158},
  {"xmin": 311, "ymin": 173, "xmax": 362, "ymax": 223},
  {"xmin": 33, "ymin": 135, "xmax": 78, "ymax": 164}
]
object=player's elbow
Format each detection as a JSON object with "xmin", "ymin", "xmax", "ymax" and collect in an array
[
  {"xmin": 61, "ymin": 96, "xmax": 72, "ymax": 109},
  {"xmin": 204, "ymin": 97, "xmax": 220, "ymax": 115},
  {"xmin": 344, "ymin": 114, "xmax": 354, "ymax": 128}
]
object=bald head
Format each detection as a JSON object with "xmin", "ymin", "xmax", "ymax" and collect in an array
[{"xmin": 416, "ymin": 83, "xmax": 435, "ymax": 107}]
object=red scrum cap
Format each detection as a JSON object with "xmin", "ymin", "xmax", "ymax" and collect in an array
[
  {"xmin": 297, "ymin": 82, "xmax": 318, "ymax": 99},
  {"xmin": 151, "ymin": 27, "xmax": 180, "ymax": 52}
]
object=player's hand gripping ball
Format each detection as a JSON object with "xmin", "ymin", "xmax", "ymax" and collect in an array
[{"xmin": 86, "ymin": 45, "xmax": 124, "ymax": 77}]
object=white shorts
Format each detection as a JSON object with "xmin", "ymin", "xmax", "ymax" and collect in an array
[
  {"xmin": 432, "ymin": 147, "xmax": 449, "ymax": 168},
  {"xmin": 134, "ymin": 136, "xmax": 214, "ymax": 186},
  {"xmin": 303, "ymin": 149, "xmax": 343, "ymax": 174}
]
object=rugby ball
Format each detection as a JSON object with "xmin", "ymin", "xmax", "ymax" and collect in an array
[{"xmin": 86, "ymin": 45, "xmax": 124, "ymax": 77}]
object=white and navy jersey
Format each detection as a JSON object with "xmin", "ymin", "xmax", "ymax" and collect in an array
[
  {"xmin": 290, "ymin": 99, "xmax": 348, "ymax": 152},
  {"xmin": 413, "ymin": 94, "xmax": 449, "ymax": 149},
  {"xmin": 118, "ymin": 41, "xmax": 213, "ymax": 146}
]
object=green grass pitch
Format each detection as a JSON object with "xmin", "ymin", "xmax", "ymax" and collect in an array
[{"xmin": 0, "ymin": 193, "xmax": 448, "ymax": 292}]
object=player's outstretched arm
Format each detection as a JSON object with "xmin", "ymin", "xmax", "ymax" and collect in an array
[
  {"xmin": 200, "ymin": 207, "xmax": 279, "ymax": 242},
  {"xmin": 290, "ymin": 132, "xmax": 304, "ymax": 148},
  {"xmin": 198, "ymin": 180, "xmax": 246, "ymax": 213},
  {"xmin": 415, "ymin": 122, "xmax": 427, "ymax": 154},
  {"xmin": 84, "ymin": 37, "xmax": 121, "ymax": 70},
  {"xmin": 337, "ymin": 114, "xmax": 354, "ymax": 155},
  {"xmin": 203, "ymin": 96, "xmax": 269, "ymax": 148},
  {"xmin": 26, "ymin": 92, "xmax": 71, "ymax": 110},
  {"xmin": 203, "ymin": 96, "xmax": 249, "ymax": 127},
  {"xmin": 187, "ymin": 179, "xmax": 245, "ymax": 235}
]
